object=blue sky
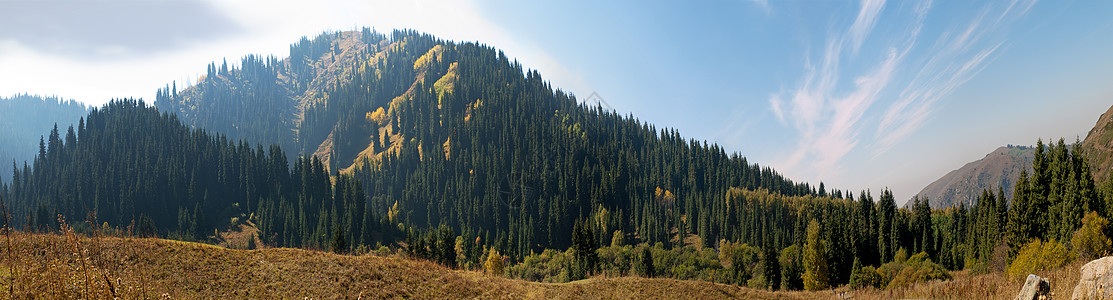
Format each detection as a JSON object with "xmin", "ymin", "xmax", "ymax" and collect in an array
[{"xmin": 1, "ymin": 0, "xmax": 1111, "ymax": 204}]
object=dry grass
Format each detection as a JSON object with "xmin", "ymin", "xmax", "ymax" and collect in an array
[
  {"xmin": 1, "ymin": 227, "xmax": 1093, "ymax": 299},
  {"xmin": 846, "ymin": 260, "xmax": 1084, "ymax": 299},
  {"xmin": 0, "ymin": 231, "xmax": 827, "ymax": 299}
]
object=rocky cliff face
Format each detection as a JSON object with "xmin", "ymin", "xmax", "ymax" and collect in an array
[
  {"xmin": 1081, "ymin": 104, "xmax": 1113, "ymax": 185},
  {"xmin": 913, "ymin": 145, "xmax": 1034, "ymax": 209}
]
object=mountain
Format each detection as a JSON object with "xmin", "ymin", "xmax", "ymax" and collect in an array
[
  {"xmin": 3, "ymin": 99, "xmax": 382, "ymax": 248},
  {"xmin": 5, "ymin": 28, "xmax": 1003, "ymax": 291},
  {"xmin": 0, "ymin": 94, "xmax": 88, "ymax": 182},
  {"xmin": 154, "ymin": 29, "xmax": 409, "ymax": 170},
  {"xmin": 1082, "ymin": 104, "xmax": 1113, "ymax": 185},
  {"xmin": 155, "ymin": 28, "xmax": 823, "ymax": 255},
  {"xmin": 911, "ymin": 145, "xmax": 1034, "ymax": 209}
]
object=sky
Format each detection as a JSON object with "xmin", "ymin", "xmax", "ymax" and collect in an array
[{"xmin": 2, "ymin": 0, "xmax": 1112, "ymax": 205}]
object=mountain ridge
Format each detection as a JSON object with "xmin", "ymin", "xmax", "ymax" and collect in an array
[
  {"xmin": 911, "ymin": 145, "xmax": 1034, "ymax": 209},
  {"xmin": 914, "ymin": 103, "xmax": 1113, "ymax": 209},
  {"xmin": 151, "ymin": 28, "xmax": 823, "ymax": 256},
  {"xmin": 1082, "ymin": 104, "xmax": 1113, "ymax": 185}
]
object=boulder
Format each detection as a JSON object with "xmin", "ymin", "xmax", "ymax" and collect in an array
[
  {"xmin": 1016, "ymin": 274, "xmax": 1051, "ymax": 300},
  {"xmin": 1072, "ymin": 256, "xmax": 1113, "ymax": 300}
]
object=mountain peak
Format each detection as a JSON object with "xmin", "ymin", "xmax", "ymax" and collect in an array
[{"xmin": 911, "ymin": 145, "xmax": 1034, "ymax": 209}]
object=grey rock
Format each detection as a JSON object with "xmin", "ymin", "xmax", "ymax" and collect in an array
[
  {"xmin": 1016, "ymin": 274, "xmax": 1051, "ymax": 300},
  {"xmin": 1072, "ymin": 256, "xmax": 1113, "ymax": 300}
]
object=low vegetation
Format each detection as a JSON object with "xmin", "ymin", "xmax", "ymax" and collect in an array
[{"xmin": 0, "ymin": 229, "xmax": 823, "ymax": 299}]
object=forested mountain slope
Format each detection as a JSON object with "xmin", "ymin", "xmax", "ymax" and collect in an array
[
  {"xmin": 916, "ymin": 102, "xmax": 1113, "ymax": 210},
  {"xmin": 7, "ymin": 28, "xmax": 1112, "ymax": 293},
  {"xmin": 155, "ymin": 29, "xmax": 826, "ymax": 256},
  {"xmin": 911, "ymin": 145, "xmax": 1033, "ymax": 209},
  {"xmin": 1082, "ymin": 104, "xmax": 1113, "ymax": 185},
  {"xmin": 0, "ymin": 94, "xmax": 88, "ymax": 182},
  {"xmin": 3, "ymin": 99, "xmax": 383, "ymax": 249}
]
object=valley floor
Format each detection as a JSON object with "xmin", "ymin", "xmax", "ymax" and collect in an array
[
  {"xmin": 0, "ymin": 232, "xmax": 824, "ymax": 299},
  {"xmin": 0, "ymin": 231, "xmax": 1080, "ymax": 299}
]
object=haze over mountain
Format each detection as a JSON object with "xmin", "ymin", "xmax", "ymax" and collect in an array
[
  {"xmin": 2, "ymin": 1, "xmax": 1113, "ymax": 296},
  {"xmin": 1082, "ymin": 104, "xmax": 1113, "ymax": 185},
  {"xmin": 0, "ymin": 94, "xmax": 88, "ymax": 182},
  {"xmin": 911, "ymin": 145, "xmax": 1033, "ymax": 209},
  {"xmin": 912, "ymin": 103, "xmax": 1113, "ymax": 209},
  {"xmin": 4, "ymin": 1, "xmax": 1112, "ymax": 204}
]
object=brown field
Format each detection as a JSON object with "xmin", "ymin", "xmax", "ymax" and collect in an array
[
  {"xmin": 847, "ymin": 261, "xmax": 1083, "ymax": 299},
  {"xmin": 0, "ymin": 230, "xmax": 830, "ymax": 299},
  {"xmin": 0, "ymin": 228, "xmax": 1083, "ymax": 299}
]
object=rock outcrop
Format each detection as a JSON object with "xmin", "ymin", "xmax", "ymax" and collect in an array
[
  {"xmin": 1016, "ymin": 274, "xmax": 1051, "ymax": 300},
  {"xmin": 1072, "ymin": 256, "xmax": 1113, "ymax": 299}
]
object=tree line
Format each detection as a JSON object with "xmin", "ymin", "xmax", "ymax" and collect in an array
[{"xmin": 4, "ymin": 28, "xmax": 1112, "ymax": 292}]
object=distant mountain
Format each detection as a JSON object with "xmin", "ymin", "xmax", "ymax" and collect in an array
[
  {"xmin": 912, "ymin": 145, "xmax": 1034, "ymax": 209},
  {"xmin": 1081, "ymin": 104, "xmax": 1113, "ymax": 185},
  {"xmin": 0, "ymin": 94, "xmax": 88, "ymax": 182}
]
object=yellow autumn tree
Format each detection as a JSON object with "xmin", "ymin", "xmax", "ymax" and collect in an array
[
  {"xmin": 802, "ymin": 219, "xmax": 829, "ymax": 291},
  {"xmin": 485, "ymin": 248, "xmax": 504, "ymax": 277},
  {"xmin": 1072, "ymin": 211, "xmax": 1112, "ymax": 260},
  {"xmin": 365, "ymin": 107, "xmax": 387, "ymax": 125}
]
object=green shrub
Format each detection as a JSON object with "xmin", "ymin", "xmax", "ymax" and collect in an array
[
  {"xmin": 850, "ymin": 266, "xmax": 886, "ymax": 289},
  {"xmin": 886, "ymin": 254, "xmax": 952, "ymax": 289},
  {"xmin": 1006, "ymin": 239, "xmax": 1074, "ymax": 278}
]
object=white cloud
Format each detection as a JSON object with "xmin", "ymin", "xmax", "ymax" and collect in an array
[
  {"xmin": 749, "ymin": 0, "xmax": 773, "ymax": 15},
  {"xmin": 767, "ymin": 0, "xmax": 902, "ymax": 180},
  {"xmin": 768, "ymin": 0, "xmax": 1039, "ymax": 186},
  {"xmin": 872, "ymin": 0, "xmax": 1035, "ymax": 157},
  {"xmin": 769, "ymin": 94, "xmax": 786, "ymax": 124},
  {"xmin": 848, "ymin": 0, "xmax": 887, "ymax": 53},
  {"xmin": 0, "ymin": 0, "xmax": 584, "ymax": 107}
]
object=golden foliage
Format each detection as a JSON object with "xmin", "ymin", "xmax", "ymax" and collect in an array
[
  {"xmin": 433, "ymin": 62, "xmax": 458, "ymax": 104},
  {"xmin": 1006, "ymin": 239, "xmax": 1074, "ymax": 278},
  {"xmin": 485, "ymin": 248, "xmax": 504, "ymax": 277},
  {"xmin": 413, "ymin": 44, "xmax": 445, "ymax": 71},
  {"xmin": 802, "ymin": 219, "xmax": 828, "ymax": 291},
  {"xmin": 365, "ymin": 107, "xmax": 387, "ymax": 126},
  {"xmin": 1072, "ymin": 211, "xmax": 1112, "ymax": 260}
]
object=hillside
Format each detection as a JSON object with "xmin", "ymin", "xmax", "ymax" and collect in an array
[
  {"xmin": 2, "ymin": 232, "xmax": 814, "ymax": 299},
  {"xmin": 2, "ymin": 100, "xmax": 378, "ymax": 249},
  {"xmin": 911, "ymin": 145, "xmax": 1033, "ymax": 209},
  {"xmin": 154, "ymin": 28, "xmax": 821, "ymax": 256},
  {"xmin": 0, "ymin": 94, "xmax": 88, "ymax": 182},
  {"xmin": 1082, "ymin": 104, "xmax": 1113, "ymax": 185},
  {"xmin": 6, "ymin": 232, "xmax": 1091, "ymax": 299}
]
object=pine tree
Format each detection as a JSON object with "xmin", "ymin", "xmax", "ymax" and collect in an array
[
  {"xmin": 331, "ymin": 225, "xmax": 347, "ymax": 254},
  {"xmin": 637, "ymin": 245, "xmax": 655, "ymax": 278},
  {"xmin": 439, "ymin": 224, "xmax": 457, "ymax": 268},
  {"xmin": 762, "ymin": 241, "xmax": 781, "ymax": 290}
]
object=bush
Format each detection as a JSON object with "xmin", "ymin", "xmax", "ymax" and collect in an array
[
  {"xmin": 507, "ymin": 249, "xmax": 570, "ymax": 282},
  {"xmin": 871, "ymin": 252, "xmax": 952, "ymax": 290},
  {"xmin": 885, "ymin": 252, "xmax": 952, "ymax": 289},
  {"xmin": 850, "ymin": 266, "xmax": 886, "ymax": 289},
  {"xmin": 1072, "ymin": 211, "xmax": 1112, "ymax": 260},
  {"xmin": 485, "ymin": 249, "xmax": 505, "ymax": 277},
  {"xmin": 1006, "ymin": 239, "xmax": 1074, "ymax": 278}
]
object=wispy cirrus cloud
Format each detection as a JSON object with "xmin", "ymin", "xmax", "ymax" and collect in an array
[
  {"xmin": 770, "ymin": 0, "xmax": 1038, "ymax": 181},
  {"xmin": 873, "ymin": 0, "xmax": 1038, "ymax": 157},
  {"xmin": 769, "ymin": 0, "xmax": 899, "ymax": 180},
  {"xmin": 748, "ymin": 0, "xmax": 773, "ymax": 15}
]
